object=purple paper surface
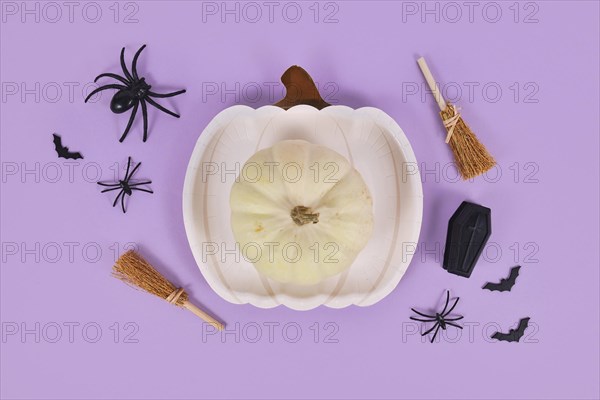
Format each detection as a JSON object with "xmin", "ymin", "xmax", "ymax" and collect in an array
[{"xmin": 1, "ymin": 1, "xmax": 599, "ymax": 399}]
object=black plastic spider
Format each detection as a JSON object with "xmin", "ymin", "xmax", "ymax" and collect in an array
[
  {"xmin": 410, "ymin": 290, "xmax": 464, "ymax": 343},
  {"xmin": 97, "ymin": 157, "xmax": 153, "ymax": 213},
  {"xmin": 85, "ymin": 45, "xmax": 186, "ymax": 142}
]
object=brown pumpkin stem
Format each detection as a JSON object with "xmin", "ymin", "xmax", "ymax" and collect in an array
[
  {"xmin": 291, "ymin": 206, "xmax": 319, "ymax": 226},
  {"xmin": 273, "ymin": 66, "xmax": 331, "ymax": 110}
]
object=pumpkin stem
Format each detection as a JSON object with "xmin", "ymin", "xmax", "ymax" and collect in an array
[{"xmin": 291, "ymin": 206, "xmax": 319, "ymax": 226}]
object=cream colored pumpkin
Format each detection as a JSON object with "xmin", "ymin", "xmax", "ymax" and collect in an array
[{"xmin": 230, "ymin": 140, "xmax": 374, "ymax": 285}]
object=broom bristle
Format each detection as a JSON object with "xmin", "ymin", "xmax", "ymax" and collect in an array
[
  {"xmin": 440, "ymin": 104, "xmax": 496, "ymax": 180},
  {"xmin": 113, "ymin": 250, "xmax": 188, "ymax": 306}
]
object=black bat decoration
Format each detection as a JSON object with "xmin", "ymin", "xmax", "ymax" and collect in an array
[
  {"xmin": 491, "ymin": 317, "xmax": 530, "ymax": 343},
  {"xmin": 52, "ymin": 134, "xmax": 83, "ymax": 160},
  {"xmin": 483, "ymin": 265, "xmax": 521, "ymax": 292}
]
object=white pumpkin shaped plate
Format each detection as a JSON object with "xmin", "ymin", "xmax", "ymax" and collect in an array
[{"xmin": 183, "ymin": 67, "xmax": 423, "ymax": 310}]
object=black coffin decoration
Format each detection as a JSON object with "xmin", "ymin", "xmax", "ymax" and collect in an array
[{"xmin": 443, "ymin": 201, "xmax": 491, "ymax": 278}]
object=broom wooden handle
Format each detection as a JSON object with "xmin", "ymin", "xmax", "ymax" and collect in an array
[
  {"xmin": 417, "ymin": 57, "xmax": 447, "ymax": 111},
  {"xmin": 182, "ymin": 300, "xmax": 225, "ymax": 331}
]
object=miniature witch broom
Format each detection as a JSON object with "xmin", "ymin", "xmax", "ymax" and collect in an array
[
  {"xmin": 417, "ymin": 57, "xmax": 496, "ymax": 180},
  {"xmin": 113, "ymin": 250, "xmax": 224, "ymax": 330}
]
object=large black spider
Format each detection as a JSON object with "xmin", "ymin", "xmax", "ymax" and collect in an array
[
  {"xmin": 410, "ymin": 290, "xmax": 464, "ymax": 343},
  {"xmin": 85, "ymin": 45, "xmax": 186, "ymax": 143},
  {"xmin": 97, "ymin": 157, "xmax": 153, "ymax": 213}
]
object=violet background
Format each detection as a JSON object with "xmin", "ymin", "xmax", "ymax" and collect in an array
[{"xmin": 1, "ymin": 1, "xmax": 599, "ymax": 399}]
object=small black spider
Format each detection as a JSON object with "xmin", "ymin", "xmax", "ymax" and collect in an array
[
  {"xmin": 410, "ymin": 290, "xmax": 464, "ymax": 343},
  {"xmin": 97, "ymin": 157, "xmax": 153, "ymax": 213},
  {"xmin": 85, "ymin": 45, "xmax": 186, "ymax": 142}
]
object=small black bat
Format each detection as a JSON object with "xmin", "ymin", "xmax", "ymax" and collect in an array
[
  {"xmin": 52, "ymin": 134, "xmax": 83, "ymax": 160},
  {"xmin": 483, "ymin": 265, "xmax": 521, "ymax": 292},
  {"xmin": 491, "ymin": 317, "xmax": 530, "ymax": 343}
]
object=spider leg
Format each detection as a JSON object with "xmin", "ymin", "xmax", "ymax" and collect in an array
[
  {"xmin": 443, "ymin": 316, "xmax": 464, "ymax": 322},
  {"xmin": 445, "ymin": 321, "xmax": 463, "ymax": 329},
  {"xmin": 439, "ymin": 290, "xmax": 451, "ymax": 315},
  {"xmin": 131, "ymin": 188, "xmax": 153, "ymax": 194},
  {"xmin": 430, "ymin": 324, "xmax": 442, "ymax": 343},
  {"xmin": 127, "ymin": 162, "xmax": 142, "ymax": 181},
  {"xmin": 94, "ymin": 73, "xmax": 130, "ymax": 85},
  {"xmin": 97, "ymin": 182, "xmax": 121, "ymax": 187},
  {"xmin": 121, "ymin": 192, "xmax": 128, "ymax": 213},
  {"xmin": 129, "ymin": 181, "xmax": 152, "ymax": 186},
  {"xmin": 410, "ymin": 308, "xmax": 436, "ymax": 319},
  {"xmin": 101, "ymin": 186, "xmax": 123, "ymax": 193},
  {"xmin": 120, "ymin": 47, "xmax": 134, "ymax": 81},
  {"xmin": 147, "ymin": 89, "xmax": 186, "ymax": 98},
  {"xmin": 410, "ymin": 316, "xmax": 437, "ymax": 323},
  {"xmin": 118, "ymin": 103, "xmax": 139, "ymax": 143},
  {"xmin": 140, "ymin": 99, "xmax": 148, "ymax": 142},
  {"xmin": 131, "ymin": 44, "xmax": 147, "ymax": 80},
  {"xmin": 145, "ymin": 97, "xmax": 180, "ymax": 118},
  {"xmin": 112, "ymin": 190, "xmax": 124, "ymax": 207},
  {"xmin": 442, "ymin": 297, "xmax": 461, "ymax": 318},
  {"xmin": 85, "ymin": 84, "xmax": 125, "ymax": 102},
  {"xmin": 123, "ymin": 157, "xmax": 132, "ymax": 180},
  {"xmin": 422, "ymin": 322, "xmax": 439, "ymax": 336}
]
